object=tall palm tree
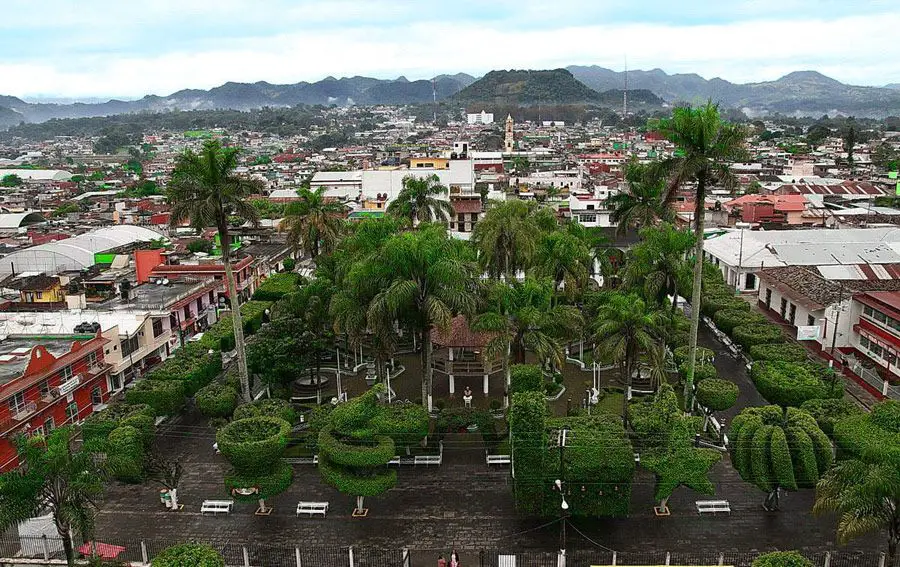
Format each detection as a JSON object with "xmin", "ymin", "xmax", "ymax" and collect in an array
[
  {"xmin": 368, "ymin": 226, "xmax": 476, "ymax": 410},
  {"xmin": 532, "ymin": 230, "xmax": 591, "ymax": 300},
  {"xmin": 280, "ymin": 186, "xmax": 345, "ymax": 258},
  {"xmin": 168, "ymin": 139, "xmax": 262, "ymax": 402},
  {"xmin": 624, "ymin": 223, "xmax": 695, "ymax": 313},
  {"xmin": 653, "ymin": 101, "xmax": 748, "ymax": 405},
  {"xmin": 386, "ymin": 174, "xmax": 453, "ymax": 226},
  {"xmin": 593, "ymin": 293, "xmax": 661, "ymax": 420},
  {"xmin": 608, "ymin": 161, "xmax": 671, "ymax": 237},
  {"xmin": 472, "ymin": 199, "xmax": 556, "ymax": 280},
  {"xmin": 814, "ymin": 459, "xmax": 900, "ymax": 562},
  {"xmin": 474, "ymin": 277, "xmax": 583, "ymax": 369}
]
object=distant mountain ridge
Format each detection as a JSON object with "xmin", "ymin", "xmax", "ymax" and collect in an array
[{"xmin": 2, "ymin": 66, "xmax": 900, "ymax": 125}]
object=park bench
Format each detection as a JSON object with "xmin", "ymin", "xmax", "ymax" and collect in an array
[
  {"xmin": 296, "ymin": 501, "xmax": 329, "ymax": 518},
  {"xmin": 414, "ymin": 454, "xmax": 442, "ymax": 465},
  {"xmin": 486, "ymin": 453, "xmax": 511, "ymax": 465},
  {"xmin": 200, "ymin": 500, "xmax": 233, "ymax": 515},
  {"xmin": 696, "ymin": 500, "xmax": 731, "ymax": 515}
]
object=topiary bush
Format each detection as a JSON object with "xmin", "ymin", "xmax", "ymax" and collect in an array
[
  {"xmin": 752, "ymin": 551, "xmax": 813, "ymax": 567},
  {"xmin": 216, "ymin": 416, "xmax": 291, "ymax": 474},
  {"xmin": 750, "ymin": 361, "xmax": 838, "ymax": 407},
  {"xmin": 701, "ymin": 290, "xmax": 748, "ymax": 317},
  {"xmin": 510, "ymin": 364, "xmax": 543, "ymax": 394},
  {"xmin": 679, "ymin": 361, "xmax": 717, "ymax": 383},
  {"xmin": 125, "ymin": 379, "xmax": 185, "ymax": 415},
  {"xmin": 232, "ymin": 398, "xmax": 296, "ymax": 424},
  {"xmin": 82, "ymin": 403, "xmax": 154, "ymax": 443},
  {"xmin": 800, "ymin": 398, "xmax": 862, "ymax": 437},
  {"xmin": 252, "ymin": 273, "xmax": 302, "ymax": 301},
  {"xmin": 695, "ymin": 379, "xmax": 739, "ymax": 412},
  {"xmin": 732, "ymin": 323, "xmax": 786, "ymax": 348},
  {"xmin": 106, "ymin": 425, "xmax": 145, "ymax": 483},
  {"xmin": 748, "ymin": 343, "xmax": 810, "ymax": 364},
  {"xmin": 195, "ymin": 382, "xmax": 239, "ymax": 419},
  {"xmin": 151, "ymin": 543, "xmax": 224, "ymax": 567},
  {"xmin": 370, "ymin": 402, "xmax": 429, "ymax": 453},
  {"xmin": 833, "ymin": 400, "xmax": 900, "ymax": 465},
  {"xmin": 143, "ymin": 343, "xmax": 222, "ymax": 396},
  {"xmin": 713, "ymin": 308, "xmax": 767, "ymax": 334},
  {"xmin": 673, "ymin": 345, "xmax": 714, "ymax": 366}
]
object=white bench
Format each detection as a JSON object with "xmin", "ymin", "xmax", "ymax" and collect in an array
[
  {"xmin": 414, "ymin": 455, "xmax": 442, "ymax": 466},
  {"xmin": 296, "ymin": 501, "xmax": 329, "ymax": 518},
  {"xmin": 486, "ymin": 454, "xmax": 511, "ymax": 465},
  {"xmin": 388, "ymin": 456, "xmax": 401, "ymax": 466},
  {"xmin": 200, "ymin": 500, "xmax": 233, "ymax": 515},
  {"xmin": 696, "ymin": 500, "xmax": 731, "ymax": 514}
]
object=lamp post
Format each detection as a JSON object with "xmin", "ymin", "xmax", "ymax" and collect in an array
[{"xmin": 555, "ymin": 478, "xmax": 569, "ymax": 566}]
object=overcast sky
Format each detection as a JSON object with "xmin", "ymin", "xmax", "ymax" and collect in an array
[{"xmin": 4, "ymin": 0, "xmax": 900, "ymax": 100}]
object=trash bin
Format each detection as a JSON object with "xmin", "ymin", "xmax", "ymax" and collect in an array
[{"xmin": 162, "ymin": 490, "xmax": 172, "ymax": 509}]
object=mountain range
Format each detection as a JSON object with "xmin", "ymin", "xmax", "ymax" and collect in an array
[{"xmin": 3, "ymin": 66, "xmax": 900, "ymax": 127}]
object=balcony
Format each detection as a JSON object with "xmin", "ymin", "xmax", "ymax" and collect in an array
[{"xmin": 11, "ymin": 402, "xmax": 37, "ymax": 422}]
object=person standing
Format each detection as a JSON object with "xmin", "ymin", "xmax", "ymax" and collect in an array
[
  {"xmin": 450, "ymin": 550, "xmax": 460, "ymax": 567},
  {"xmin": 438, "ymin": 554, "xmax": 447, "ymax": 567}
]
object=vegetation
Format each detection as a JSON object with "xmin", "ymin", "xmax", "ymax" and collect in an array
[
  {"xmin": 217, "ymin": 416, "xmax": 293, "ymax": 513},
  {"xmin": 281, "ymin": 186, "xmax": 345, "ymax": 258},
  {"xmin": 151, "ymin": 544, "xmax": 224, "ymax": 567},
  {"xmin": 386, "ymin": 174, "xmax": 452, "ymax": 226},
  {"xmin": 751, "ymin": 551, "xmax": 813, "ymax": 567}
]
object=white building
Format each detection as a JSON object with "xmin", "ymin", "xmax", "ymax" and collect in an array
[{"xmin": 466, "ymin": 111, "xmax": 494, "ymax": 125}]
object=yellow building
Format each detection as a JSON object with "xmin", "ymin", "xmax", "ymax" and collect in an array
[
  {"xmin": 409, "ymin": 157, "xmax": 450, "ymax": 170},
  {"xmin": 3, "ymin": 274, "xmax": 66, "ymax": 303}
]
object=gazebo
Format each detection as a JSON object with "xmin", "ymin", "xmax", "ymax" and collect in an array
[{"xmin": 431, "ymin": 315, "xmax": 504, "ymax": 396}]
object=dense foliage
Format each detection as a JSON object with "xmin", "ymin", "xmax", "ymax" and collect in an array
[
  {"xmin": 832, "ymin": 400, "xmax": 900, "ymax": 465},
  {"xmin": 195, "ymin": 382, "xmax": 239, "ymax": 419},
  {"xmin": 151, "ymin": 544, "xmax": 225, "ymax": 567},
  {"xmin": 695, "ymin": 379, "xmax": 739, "ymax": 412},
  {"xmin": 732, "ymin": 324, "xmax": 786, "ymax": 348},
  {"xmin": 510, "ymin": 364, "xmax": 544, "ymax": 394},
  {"xmin": 751, "ymin": 551, "xmax": 813, "ymax": 567},
  {"xmin": 750, "ymin": 361, "xmax": 841, "ymax": 407}
]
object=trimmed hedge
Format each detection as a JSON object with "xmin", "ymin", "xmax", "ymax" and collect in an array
[
  {"xmin": 713, "ymin": 308, "xmax": 767, "ymax": 335},
  {"xmin": 82, "ymin": 403, "xmax": 154, "ymax": 444},
  {"xmin": 143, "ymin": 343, "xmax": 222, "ymax": 396},
  {"xmin": 510, "ymin": 364, "xmax": 543, "ymax": 394},
  {"xmin": 673, "ymin": 346, "xmax": 714, "ymax": 366},
  {"xmin": 151, "ymin": 544, "xmax": 224, "ymax": 567},
  {"xmin": 701, "ymin": 290, "xmax": 749, "ymax": 317},
  {"xmin": 106, "ymin": 425, "xmax": 145, "ymax": 483},
  {"xmin": 679, "ymin": 361, "xmax": 717, "ymax": 382},
  {"xmin": 748, "ymin": 343, "xmax": 809, "ymax": 364},
  {"xmin": 732, "ymin": 323, "xmax": 786, "ymax": 349},
  {"xmin": 800, "ymin": 398, "xmax": 862, "ymax": 436},
  {"xmin": 195, "ymin": 382, "xmax": 239, "ymax": 419},
  {"xmin": 125, "ymin": 379, "xmax": 185, "ymax": 415},
  {"xmin": 216, "ymin": 416, "xmax": 291, "ymax": 474},
  {"xmin": 251, "ymin": 273, "xmax": 302, "ymax": 301},
  {"xmin": 232, "ymin": 398, "xmax": 296, "ymax": 424},
  {"xmin": 224, "ymin": 460, "xmax": 294, "ymax": 501},
  {"xmin": 199, "ymin": 300, "xmax": 274, "ymax": 352},
  {"xmin": 318, "ymin": 428, "xmax": 395, "ymax": 468},
  {"xmin": 696, "ymin": 379, "xmax": 739, "ymax": 412},
  {"xmin": 832, "ymin": 400, "xmax": 900, "ymax": 465},
  {"xmin": 752, "ymin": 551, "xmax": 814, "ymax": 567},
  {"xmin": 750, "ymin": 361, "xmax": 838, "ymax": 407}
]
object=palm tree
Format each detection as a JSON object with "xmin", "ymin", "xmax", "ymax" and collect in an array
[
  {"xmin": 814, "ymin": 459, "xmax": 900, "ymax": 562},
  {"xmin": 474, "ymin": 277, "xmax": 583, "ymax": 369},
  {"xmin": 368, "ymin": 226, "xmax": 476, "ymax": 410},
  {"xmin": 386, "ymin": 174, "xmax": 453, "ymax": 226},
  {"xmin": 608, "ymin": 161, "xmax": 671, "ymax": 237},
  {"xmin": 280, "ymin": 186, "xmax": 345, "ymax": 258},
  {"xmin": 624, "ymin": 223, "xmax": 695, "ymax": 313},
  {"xmin": 532, "ymin": 230, "xmax": 591, "ymax": 300},
  {"xmin": 472, "ymin": 199, "xmax": 556, "ymax": 280},
  {"xmin": 653, "ymin": 101, "xmax": 748, "ymax": 405},
  {"xmin": 168, "ymin": 139, "xmax": 262, "ymax": 402},
  {"xmin": 593, "ymin": 293, "xmax": 661, "ymax": 420}
]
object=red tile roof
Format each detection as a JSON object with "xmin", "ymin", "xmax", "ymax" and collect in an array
[{"xmin": 432, "ymin": 315, "xmax": 496, "ymax": 347}]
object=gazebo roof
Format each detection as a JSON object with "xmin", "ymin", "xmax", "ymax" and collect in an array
[{"xmin": 431, "ymin": 315, "xmax": 496, "ymax": 348}]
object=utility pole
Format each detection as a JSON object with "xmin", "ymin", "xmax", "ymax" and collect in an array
[
  {"xmin": 555, "ymin": 428, "xmax": 570, "ymax": 563},
  {"xmin": 623, "ymin": 55, "xmax": 628, "ymax": 119},
  {"xmin": 830, "ymin": 282, "xmax": 844, "ymax": 358}
]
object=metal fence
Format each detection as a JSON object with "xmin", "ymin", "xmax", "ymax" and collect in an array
[{"xmin": 1, "ymin": 537, "xmax": 897, "ymax": 567}]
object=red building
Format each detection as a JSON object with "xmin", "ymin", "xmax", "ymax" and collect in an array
[{"xmin": 0, "ymin": 335, "xmax": 111, "ymax": 471}]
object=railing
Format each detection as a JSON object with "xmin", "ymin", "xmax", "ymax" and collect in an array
[
  {"xmin": 432, "ymin": 357, "xmax": 503, "ymax": 376},
  {"xmin": 847, "ymin": 358, "xmax": 900, "ymax": 400},
  {"xmin": 11, "ymin": 402, "xmax": 37, "ymax": 422}
]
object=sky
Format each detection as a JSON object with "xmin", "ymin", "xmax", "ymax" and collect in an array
[{"xmin": 3, "ymin": 0, "xmax": 900, "ymax": 100}]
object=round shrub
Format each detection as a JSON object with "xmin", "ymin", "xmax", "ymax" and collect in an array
[
  {"xmin": 800, "ymin": 398, "xmax": 862, "ymax": 436},
  {"xmin": 748, "ymin": 343, "xmax": 809, "ymax": 364},
  {"xmin": 195, "ymin": 382, "xmax": 239, "ymax": 419},
  {"xmin": 673, "ymin": 345, "xmax": 715, "ymax": 366},
  {"xmin": 125, "ymin": 379, "xmax": 185, "ymax": 416},
  {"xmin": 510, "ymin": 364, "xmax": 543, "ymax": 394},
  {"xmin": 695, "ymin": 379, "xmax": 739, "ymax": 412},
  {"xmin": 82, "ymin": 403, "xmax": 154, "ymax": 443},
  {"xmin": 225, "ymin": 460, "xmax": 294, "ymax": 501},
  {"xmin": 701, "ymin": 291, "xmax": 748, "ymax": 317},
  {"xmin": 679, "ymin": 361, "xmax": 717, "ymax": 382},
  {"xmin": 752, "ymin": 551, "xmax": 813, "ymax": 567},
  {"xmin": 750, "ymin": 361, "xmax": 831, "ymax": 407},
  {"xmin": 152, "ymin": 543, "xmax": 224, "ymax": 567},
  {"xmin": 216, "ymin": 416, "xmax": 291, "ymax": 474},
  {"xmin": 732, "ymin": 323, "xmax": 785, "ymax": 348},
  {"xmin": 106, "ymin": 426, "xmax": 145, "ymax": 483},
  {"xmin": 318, "ymin": 429, "xmax": 395, "ymax": 468},
  {"xmin": 713, "ymin": 308, "xmax": 766, "ymax": 334},
  {"xmin": 233, "ymin": 398, "xmax": 296, "ymax": 424},
  {"xmin": 370, "ymin": 402, "xmax": 429, "ymax": 450},
  {"xmin": 120, "ymin": 412, "xmax": 155, "ymax": 450}
]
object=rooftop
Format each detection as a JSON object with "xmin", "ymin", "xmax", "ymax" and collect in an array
[
  {"xmin": 758, "ymin": 266, "xmax": 900, "ymax": 311},
  {"xmin": 0, "ymin": 336, "xmax": 86, "ymax": 386}
]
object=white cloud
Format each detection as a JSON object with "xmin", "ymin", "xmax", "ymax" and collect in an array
[{"xmin": 2, "ymin": 11, "xmax": 899, "ymax": 97}]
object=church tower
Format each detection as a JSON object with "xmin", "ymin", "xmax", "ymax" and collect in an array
[{"xmin": 504, "ymin": 114, "xmax": 514, "ymax": 153}]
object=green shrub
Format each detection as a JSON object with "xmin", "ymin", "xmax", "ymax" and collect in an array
[
  {"xmin": 252, "ymin": 273, "xmax": 301, "ymax": 301},
  {"xmin": 370, "ymin": 402, "xmax": 429, "ymax": 451},
  {"xmin": 800, "ymin": 398, "xmax": 862, "ymax": 436},
  {"xmin": 871, "ymin": 399, "xmax": 900, "ymax": 432},
  {"xmin": 224, "ymin": 460, "xmax": 294, "ymax": 502},
  {"xmin": 673, "ymin": 345, "xmax": 714, "ymax": 366},
  {"xmin": 748, "ymin": 343, "xmax": 809, "ymax": 364},
  {"xmin": 125, "ymin": 380, "xmax": 185, "ymax": 415},
  {"xmin": 232, "ymin": 398, "xmax": 297, "ymax": 424},
  {"xmin": 679, "ymin": 361, "xmax": 717, "ymax": 382},
  {"xmin": 151, "ymin": 544, "xmax": 224, "ymax": 567},
  {"xmin": 82, "ymin": 403, "xmax": 154, "ymax": 443},
  {"xmin": 732, "ymin": 323, "xmax": 785, "ymax": 348},
  {"xmin": 143, "ymin": 343, "xmax": 221, "ymax": 396},
  {"xmin": 106, "ymin": 426, "xmax": 145, "ymax": 483},
  {"xmin": 195, "ymin": 382, "xmax": 239, "ymax": 419},
  {"xmin": 832, "ymin": 401, "xmax": 900, "ymax": 465},
  {"xmin": 701, "ymin": 290, "xmax": 748, "ymax": 317},
  {"xmin": 282, "ymin": 258, "xmax": 296, "ymax": 272},
  {"xmin": 695, "ymin": 379, "xmax": 739, "ymax": 412},
  {"xmin": 750, "ymin": 361, "xmax": 836, "ymax": 407},
  {"xmin": 120, "ymin": 413, "xmax": 155, "ymax": 450},
  {"xmin": 713, "ymin": 308, "xmax": 766, "ymax": 334},
  {"xmin": 200, "ymin": 300, "xmax": 273, "ymax": 352},
  {"xmin": 510, "ymin": 364, "xmax": 543, "ymax": 393},
  {"xmin": 216, "ymin": 416, "xmax": 291, "ymax": 474},
  {"xmin": 752, "ymin": 551, "xmax": 813, "ymax": 567}
]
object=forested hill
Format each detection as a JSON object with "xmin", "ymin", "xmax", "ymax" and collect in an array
[{"xmin": 453, "ymin": 69, "xmax": 603, "ymax": 105}]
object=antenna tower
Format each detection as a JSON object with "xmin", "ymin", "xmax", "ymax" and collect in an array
[{"xmin": 623, "ymin": 56, "xmax": 628, "ymax": 118}]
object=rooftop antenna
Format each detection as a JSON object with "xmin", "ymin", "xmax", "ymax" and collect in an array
[
  {"xmin": 623, "ymin": 55, "xmax": 628, "ymax": 119},
  {"xmin": 432, "ymin": 76, "xmax": 437, "ymax": 124}
]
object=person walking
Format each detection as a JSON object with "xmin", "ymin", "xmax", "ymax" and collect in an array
[
  {"xmin": 450, "ymin": 550, "xmax": 460, "ymax": 567},
  {"xmin": 438, "ymin": 554, "xmax": 447, "ymax": 567}
]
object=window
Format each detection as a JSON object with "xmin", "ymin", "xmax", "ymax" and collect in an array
[
  {"xmin": 36, "ymin": 291, "xmax": 43, "ymax": 299},
  {"xmin": 44, "ymin": 417, "xmax": 55, "ymax": 432},
  {"xmin": 745, "ymin": 273, "xmax": 756, "ymax": 290},
  {"xmin": 9, "ymin": 392, "xmax": 25, "ymax": 413},
  {"xmin": 62, "ymin": 365, "xmax": 73, "ymax": 380},
  {"xmin": 65, "ymin": 402, "xmax": 78, "ymax": 423},
  {"xmin": 121, "ymin": 335, "xmax": 138, "ymax": 357},
  {"xmin": 39, "ymin": 380, "xmax": 51, "ymax": 397},
  {"xmin": 807, "ymin": 315, "xmax": 815, "ymax": 327},
  {"xmin": 152, "ymin": 319, "xmax": 164, "ymax": 338},
  {"xmin": 91, "ymin": 387, "xmax": 103, "ymax": 406},
  {"xmin": 765, "ymin": 288, "xmax": 772, "ymax": 308},
  {"xmin": 780, "ymin": 298, "xmax": 788, "ymax": 318},
  {"xmin": 88, "ymin": 352, "xmax": 97, "ymax": 367},
  {"xmin": 788, "ymin": 304, "xmax": 796, "ymax": 325}
]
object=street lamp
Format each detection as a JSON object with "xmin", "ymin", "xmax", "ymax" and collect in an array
[{"xmin": 555, "ymin": 479, "xmax": 568, "ymax": 563}]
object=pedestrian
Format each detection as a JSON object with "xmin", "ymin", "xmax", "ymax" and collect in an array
[
  {"xmin": 450, "ymin": 550, "xmax": 460, "ymax": 567},
  {"xmin": 437, "ymin": 554, "xmax": 447, "ymax": 567}
]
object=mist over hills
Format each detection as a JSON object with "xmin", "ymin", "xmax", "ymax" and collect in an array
[{"xmin": 2, "ymin": 66, "xmax": 900, "ymax": 128}]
